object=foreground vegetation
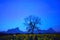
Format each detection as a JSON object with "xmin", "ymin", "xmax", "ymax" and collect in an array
[{"xmin": 0, "ymin": 34, "xmax": 60, "ymax": 40}]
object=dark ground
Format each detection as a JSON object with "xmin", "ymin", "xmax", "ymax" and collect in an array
[{"xmin": 0, "ymin": 34, "xmax": 60, "ymax": 40}]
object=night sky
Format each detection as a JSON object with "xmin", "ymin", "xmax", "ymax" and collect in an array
[{"xmin": 0, "ymin": 0, "xmax": 60, "ymax": 32}]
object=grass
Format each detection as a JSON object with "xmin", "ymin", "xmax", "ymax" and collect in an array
[{"xmin": 0, "ymin": 34, "xmax": 60, "ymax": 40}]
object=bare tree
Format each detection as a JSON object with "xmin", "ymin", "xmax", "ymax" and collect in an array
[{"xmin": 24, "ymin": 15, "xmax": 41, "ymax": 34}]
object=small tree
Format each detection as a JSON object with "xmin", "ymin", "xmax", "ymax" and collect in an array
[{"xmin": 24, "ymin": 15, "xmax": 41, "ymax": 34}]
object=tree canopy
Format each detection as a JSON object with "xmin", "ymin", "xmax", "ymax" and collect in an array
[{"xmin": 24, "ymin": 15, "xmax": 41, "ymax": 34}]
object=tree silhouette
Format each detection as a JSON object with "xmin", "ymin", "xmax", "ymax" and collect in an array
[{"xmin": 24, "ymin": 15, "xmax": 41, "ymax": 34}]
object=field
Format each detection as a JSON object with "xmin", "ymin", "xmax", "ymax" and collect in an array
[{"xmin": 0, "ymin": 34, "xmax": 60, "ymax": 40}]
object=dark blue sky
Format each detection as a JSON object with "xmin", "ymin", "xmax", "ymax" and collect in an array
[{"xmin": 0, "ymin": 0, "xmax": 60, "ymax": 32}]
